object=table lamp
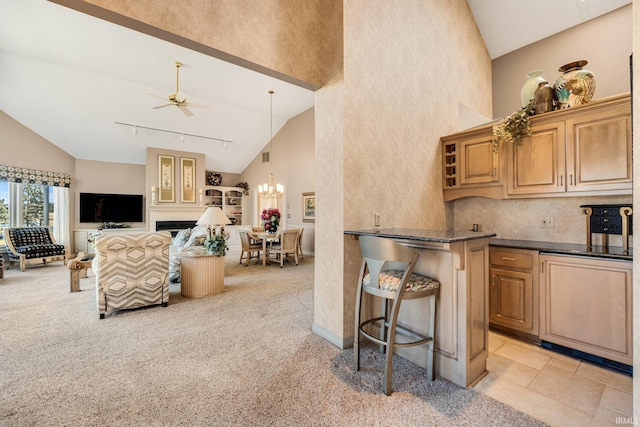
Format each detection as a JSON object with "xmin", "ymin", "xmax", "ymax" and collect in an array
[{"xmin": 196, "ymin": 206, "xmax": 231, "ymax": 237}]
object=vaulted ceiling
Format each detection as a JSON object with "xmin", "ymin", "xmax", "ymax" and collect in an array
[{"xmin": 0, "ymin": 0, "xmax": 630, "ymax": 173}]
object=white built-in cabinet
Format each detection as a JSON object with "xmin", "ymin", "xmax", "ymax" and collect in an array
[
  {"xmin": 203, "ymin": 186, "xmax": 245, "ymax": 226},
  {"xmin": 203, "ymin": 186, "xmax": 248, "ymax": 248},
  {"xmin": 73, "ymin": 228, "xmax": 147, "ymax": 256}
]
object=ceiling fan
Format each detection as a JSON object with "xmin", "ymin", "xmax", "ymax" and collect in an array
[{"xmin": 146, "ymin": 61, "xmax": 210, "ymax": 117}]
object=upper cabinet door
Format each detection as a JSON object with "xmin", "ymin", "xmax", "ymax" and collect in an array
[
  {"xmin": 507, "ymin": 121, "xmax": 566, "ymax": 195},
  {"xmin": 565, "ymin": 104, "xmax": 632, "ymax": 192},
  {"xmin": 459, "ymin": 135, "xmax": 500, "ymax": 185}
]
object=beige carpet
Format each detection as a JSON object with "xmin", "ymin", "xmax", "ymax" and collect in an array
[{"xmin": 0, "ymin": 253, "xmax": 547, "ymax": 426}]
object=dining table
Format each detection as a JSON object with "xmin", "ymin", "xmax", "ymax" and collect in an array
[{"xmin": 250, "ymin": 231, "xmax": 280, "ymax": 266}]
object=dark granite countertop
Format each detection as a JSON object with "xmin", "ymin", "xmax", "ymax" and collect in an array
[
  {"xmin": 344, "ymin": 228, "xmax": 496, "ymax": 243},
  {"xmin": 490, "ymin": 238, "xmax": 632, "ymax": 261}
]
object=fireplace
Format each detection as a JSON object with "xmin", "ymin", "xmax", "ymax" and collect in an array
[
  {"xmin": 147, "ymin": 205, "xmax": 205, "ymax": 235},
  {"xmin": 156, "ymin": 220, "xmax": 198, "ymax": 236}
]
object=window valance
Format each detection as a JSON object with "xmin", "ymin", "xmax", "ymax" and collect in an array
[{"xmin": 0, "ymin": 165, "xmax": 71, "ymax": 187}]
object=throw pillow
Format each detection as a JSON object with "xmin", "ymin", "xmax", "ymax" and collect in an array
[
  {"xmin": 171, "ymin": 228, "xmax": 191, "ymax": 247},
  {"xmin": 184, "ymin": 225, "xmax": 208, "ymax": 247}
]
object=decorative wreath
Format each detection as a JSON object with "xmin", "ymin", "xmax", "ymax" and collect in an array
[
  {"xmin": 207, "ymin": 172, "xmax": 222, "ymax": 186},
  {"xmin": 236, "ymin": 182, "xmax": 249, "ymax": 195}
]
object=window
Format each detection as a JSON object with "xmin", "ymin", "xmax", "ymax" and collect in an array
[
  {"xmin": 0, "ymin": 182, "xmax": 7, "ymax": 246},
  {"xmin": 0, "ymin": 182, "xmax": 57, "ymax": 245},
  {"xmin": 0, "ymin": 165, "xmax": 71, "ymax": 248},
  {"xmin": 0, "ymin": 181, "xmax": 55, "ymax": 226}
]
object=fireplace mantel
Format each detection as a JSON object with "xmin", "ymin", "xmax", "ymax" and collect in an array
[{"xmin": 148, "ymin": 205, "xmax": 206, "ymax": 232}]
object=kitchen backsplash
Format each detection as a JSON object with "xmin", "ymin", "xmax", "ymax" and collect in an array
[{"xmin": 452, "ymin": 195, "xmax": 633, "ymax": 247}]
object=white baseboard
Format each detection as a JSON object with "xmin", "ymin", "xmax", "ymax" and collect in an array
[{"xmin": 312, "ymin": 322, "xmax": 353, "ymax": 349}]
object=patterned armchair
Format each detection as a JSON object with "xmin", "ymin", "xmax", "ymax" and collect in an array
[
  {"xmin": 94, "ymin": 232, "xmax": 171, "ymax": 319},
  {"xmin": 4, "ymin": 227, "xmax": 67, "ymax": 272}
]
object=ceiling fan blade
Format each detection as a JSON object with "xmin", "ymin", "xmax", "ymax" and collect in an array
[
  {"xmin": 178, "ymin": 106, "xmax": 194, "ymax": 117},
  {"xmin": 187, "ymin": 102, "xmax": 211, "ymax": 109},
  {"xmin": 152, "ymin": 103, "xmax": 173, "ymax": 109}
]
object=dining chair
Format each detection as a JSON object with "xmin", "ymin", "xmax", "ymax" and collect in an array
[
  {"xmin": 297, "ymin": 228, "xmax": 304, "ymax": 261},
  {"xmin": 250, "ymin": 226, "xmax": 265, "ymax": 244},
  {"xmin": 267, "ymin": 229, "xmax": 299, "ymax": 268},
  {"xmin": 239, "ymin": 231, "xmax": 263, "ymax": 266},
  {"xmin": 354, "ymin": 235, "xmax": 440, "ymax": 395}
]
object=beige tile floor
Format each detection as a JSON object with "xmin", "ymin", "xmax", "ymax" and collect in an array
[{"xmin": 474, "ymin": 332, "xmax": 633, "ymax": 426}]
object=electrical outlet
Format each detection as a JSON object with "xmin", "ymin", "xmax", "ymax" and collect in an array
[
  {"xmin": 541, "ymin": 217, "xmax": 555, "ymax": 228},
  {"xmin": 374, "ymin": 213, "xmax": 381, "ymax": 227}
]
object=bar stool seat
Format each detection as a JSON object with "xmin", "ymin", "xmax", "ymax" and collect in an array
[{"xmin": 354, "ymin": 235, "xmax": 439, "ymax": 395}]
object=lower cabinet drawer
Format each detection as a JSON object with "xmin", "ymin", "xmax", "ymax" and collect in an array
[{"xmin": 490, "ymin": 250, "xmax": 534, "ymax": 270}]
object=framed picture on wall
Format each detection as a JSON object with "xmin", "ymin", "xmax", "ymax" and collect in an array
[
  {"xmin": 302, "ymin": 192, "xmax": 315, "ymax": 223},
  {"xmin": 180, "ymin": 157, "xmax": 195, "ymax": 203},
  {"xmin": 158, "ymin": 155, "xmax": 175, "ymax": 203}
]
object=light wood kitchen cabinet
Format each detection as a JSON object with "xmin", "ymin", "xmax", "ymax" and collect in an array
[
  {"xmin": 442, "ymin": 94, "xmax": 631, "ymax": 200},
  {"xmin": 441, "ymin": 127, "xmax": 503, "ymax": 201},
  {"xmin": 508, "ymin": 95, "xmax": 631, "ymax": 197},
  {"xmin": 459, "ymin": 136, "xmax": 499, "ymax": 185},
  {"xmin": 507, "ymin": 120, "xmax": 566, "ymax": 195},
  {"xmin": 539, "ymin": 254, "xmax": 632, "ymax": 365},
  {"xmin": 489, "ymin": 248, "xmax": 539, "ymax": 338},
  {"xmin": 565, "ymin": 103, "xmax": 632, "ymax": 193}
]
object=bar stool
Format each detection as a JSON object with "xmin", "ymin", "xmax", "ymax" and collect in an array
[{"xmin": 353, "ymin": 235, "xmax": 440, "ymax": 395}]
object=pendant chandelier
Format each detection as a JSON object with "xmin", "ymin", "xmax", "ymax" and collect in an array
[{"xmin": 258, "ymin": 90, "xmax": 284, "ymax": 199}]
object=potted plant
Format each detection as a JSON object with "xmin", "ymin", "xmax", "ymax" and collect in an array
[
  {"xmin": 492, "ymin": 101, "xmax": 536, "ymax": 150},
  {"xmin": 204, "ymin": 231, "xmax": 229, "ymax": 256}
]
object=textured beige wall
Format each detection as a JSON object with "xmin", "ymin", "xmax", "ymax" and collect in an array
[
  {"xmin": 492, "ymin": 5, "xmax": 632, "ymax": 119},
  {"xmin": 314, "ymin": 74, "xmax": 345, "ymax": 339},
  {"xmin": 319, "ymin": 0, "xmax": 492, "ymax": 344},
  {"xmin": 55, "ymin": 0, "xmax": 340, "ymax": 89},
  {"xmin": 632, "ymin": 0, "xmax": 639, "ymax": 418},
  {"xmin": 311, "ymin": 3, "xmax": 344, "ymax": 340},
  {"xmin": 343, "ymin": 0, "xmax": 491, "ymax": 232}
]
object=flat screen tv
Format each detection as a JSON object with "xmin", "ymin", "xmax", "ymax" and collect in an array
[{"xmin": 79, "ymin": 193, "xmax": 144, "ymax": 223}]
